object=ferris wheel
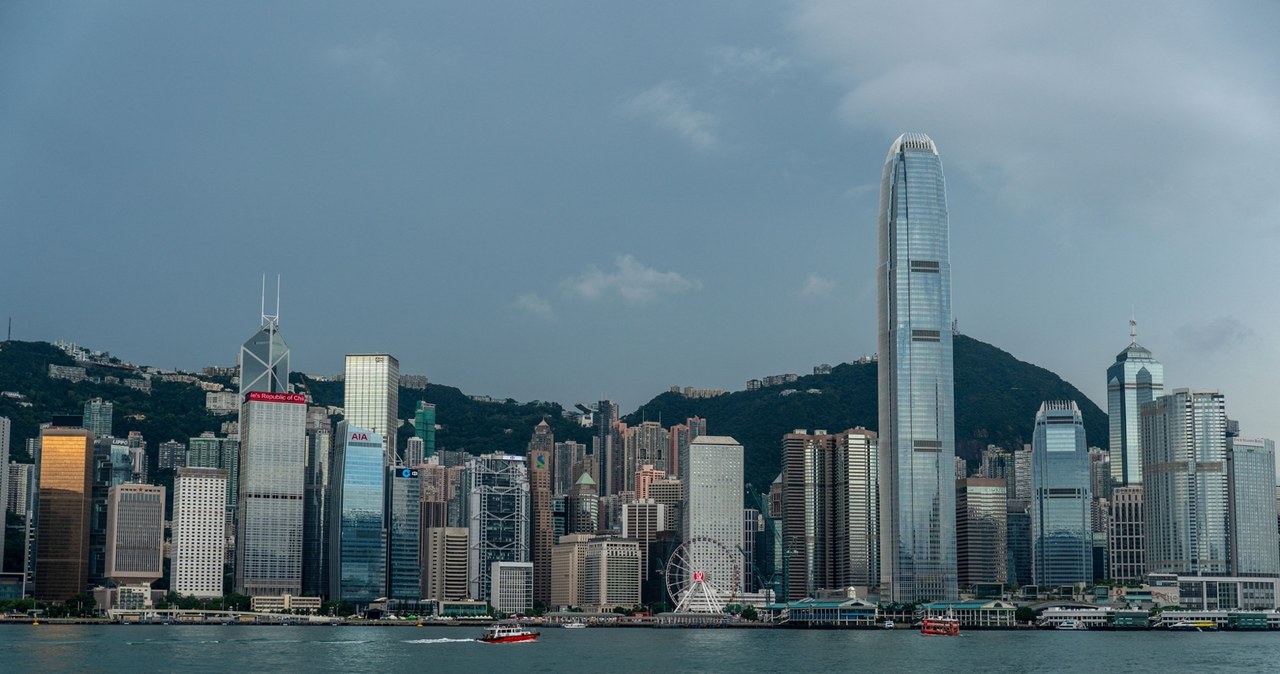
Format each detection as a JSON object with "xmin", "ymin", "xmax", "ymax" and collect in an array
[{"xmin": 664, "ymin": 536, "xmax": 741, "ymax": 613}]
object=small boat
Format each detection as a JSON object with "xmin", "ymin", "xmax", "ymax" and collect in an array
[
  {"xmin": 479, "ymin": 623, "xmax": 539, "ymax": 644},
  {"xmin": 562, "ymin": 621, "xmax": 588, "ymax": 629},
  {"xmin": 920, "ymin": 617, "xmax": 960, "ymax": 636},
  {"xmin": 1055, "ymin": 619, "xmax": 1088, "ymax": 631},
  {"xmin": 882, "ymin": 620, "xmax": 895, "ymax": 630}
]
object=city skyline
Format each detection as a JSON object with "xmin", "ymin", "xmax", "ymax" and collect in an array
[{"xmin": 3, "ymin": 2, "xmax": 1278, "ymax": 451}]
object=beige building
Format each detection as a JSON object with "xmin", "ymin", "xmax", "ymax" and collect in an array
[
  {"xmin": 422, "ymin": 527, "xmax": 468, "ymax": 601},
  {"xmin": 621, "ymin": 499, "xmax": 668, "ymax": 581},
  {"xmin": 106, "ymin": 483, "xmax": 166, "ymax": 585},
  {"xmin": 582, "ymin": 537, "xmax": 641, "ymax": 612},
  {"xmin": 550, "ymin": 533, "xmax": 592, "ymax": 609}
]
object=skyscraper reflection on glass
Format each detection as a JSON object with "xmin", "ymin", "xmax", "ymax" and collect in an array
[
  {"xmin": 328, "ymin": 422, "xmax": 387, "ymax": 606},
  {"xmin": 876, "ymin": 132, "xmax": 957, "ymax": 602},
  {"xmin": 1031, "ymin": 401, "xmax": 1092, "ymax": 586}
]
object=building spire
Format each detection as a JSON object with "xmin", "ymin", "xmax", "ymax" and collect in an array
[{"xmin": 1129, "ymin": 307, "xmax": 1137, "ymax": 345}]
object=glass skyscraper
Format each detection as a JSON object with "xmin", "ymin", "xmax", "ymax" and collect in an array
[
  {"xmin": 1142, "ymin": 389, "xmax": 1229, "ymax": 576},
  {"xmin": 235, "ymin": 391, "xmax": 307, "ymax": 597},
  {"xmin": 1107, "ymin": 325, "xmax": 1163, "ymax": 486},
  {"xmin": 386, "ymin": 466, "xmax": 421, "ymax": 600},
  {"xmin": 1228, "ymin": 437, "xmax": 1279, "ymax": 577},
  {"xmin": 876, "ymin": 132, "xmax": 957, "ymax": 602},
  {"xmin": 344, "ymin": 354, "xmax": 400, "ymax": 466},
  {"xmin": 1031, "ymin": 401, "xmax": 1092, "ymax": 586},
  {"xmin": 328, "ymin": 422, "xmax": 387, "ymax": 606}
]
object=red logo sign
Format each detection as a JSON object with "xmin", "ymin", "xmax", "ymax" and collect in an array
[
  {"xmin": 693, "ymin": 570, "xmax": 705, "ymax": 583},
  {"xmin": 352, "ymin": 432, "xmax": 369, "ymax": 441},
  {"xmin": 245, "ymin": 392, "xmax": 306, "ymax": 404}
]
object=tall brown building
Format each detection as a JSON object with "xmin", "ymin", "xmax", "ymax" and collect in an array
[
  {"xmin": 528, "ymin": 421, "xmax": 554, "ymax": 606},
  {"xmin": 955, "ymin": 478, "xmax": 1008, "ymax": 586},
  {"xmin": 36, "ymin": 426, "xmax": 94, "ymax": 601}
]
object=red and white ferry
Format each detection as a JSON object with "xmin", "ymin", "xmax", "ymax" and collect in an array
[
  {"xmin": 920, "ymin": 616, "xmax": 960, "ymax": 636},
  {"xmin": 478, "ymin": 623, "xmax": 539, "ymax": 644}
]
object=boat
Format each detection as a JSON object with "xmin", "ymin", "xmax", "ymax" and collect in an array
[
  {"xmin": 920, "ymin": 617, "xmax": 960, "ymax": 636},
  {"xmin": 1167, "ymin": 620, "xmax": 1217, "ymax": 632},
  {"xmin": 479, "ymin": 623, "xmax": 539, "ymax": 644},
  {"xmin": 562, "ymin": 621, "xmax": 588, "ymax": 629},
  {"xmin": 882, "ymin": 620, "xmax": 895, "ymax": 630},
  {"xmin": 1055, "ymin": 619, "xmax": 1088, "ymax": 631}
]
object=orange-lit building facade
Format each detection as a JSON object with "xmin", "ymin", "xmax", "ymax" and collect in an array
[{"xmin": 36, "ymin": 427, "xmax": 94, "ymax": 601}]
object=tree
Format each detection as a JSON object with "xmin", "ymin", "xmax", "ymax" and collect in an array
[
  {"xmin": 741, "ymin": 605, "xmax": 758, "ymax": 621},
  {"xmin": 1015, "ymin": 606, "xmax": 1037, "ymax": 624}
]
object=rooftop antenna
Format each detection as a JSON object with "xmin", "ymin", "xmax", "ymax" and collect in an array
[
  {"xmin": 1130, "ymin": 306, "xmax": 1137, "ymax": 345},
  {"xmin": 260, "ymin": 275, "xmax": 267, "ymax": 326},
  {"xmin": 275, "ymin": 274, "xmax": 281, "ymax": 324}
]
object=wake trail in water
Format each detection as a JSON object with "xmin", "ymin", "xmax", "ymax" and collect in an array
[{"xmin": 403, "ymin": 637, "xmax": 477, "ymax": 644}]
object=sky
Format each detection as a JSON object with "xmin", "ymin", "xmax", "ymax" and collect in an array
[{"xmin": 3, "ymin": 1, "xmax": 1279, "ymax": 447}]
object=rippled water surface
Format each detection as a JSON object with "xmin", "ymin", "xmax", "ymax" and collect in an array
[{"xmin": 3, "ymin": 624, "xmax": 1279, "ymax": 673}]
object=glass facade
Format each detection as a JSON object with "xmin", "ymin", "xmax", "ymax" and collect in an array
[
  {"xmin": 387, "ymin": 467, "xmax": 421, "ymax": 600},
  {"xmin": 236, "ymin": 394, "xmax": 306, "ymax": 597},
  {"xmin": 1228, "ymin": 437, "xmax": 1279, "ymax": 576},
  {"xmin": 1031, "ymin": 401, "xmax": 1092, "ymax": 586},
  {"xmin": 876, "ymin": 132, "xmax": 957, "ymax": 602},
  {"xmin": 328, "ymin": 422, "xmax": 387, "ymax": 605},
  {"xmin": 1107, "ymin": 338, "xmax": 1164, "ymax": 486},
  {"xmin": 239, "ymin": 319, "xmax": 290, "ymax": 396},
  {"xmin": 35, "ymin": 428, "xmax": 93, "ymax": 601},
  {"xmin": 1142, "ymin": 389, "xmax": 1229, "ymax": 576},
  {"xmin": 343, "ymin": 354, "xmax": 400, "ymax": 466}
]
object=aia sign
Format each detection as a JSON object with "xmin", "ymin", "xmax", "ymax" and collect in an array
[{"xmin": 351, "ymin": 432, "xmax": 369, "ymax": 441}]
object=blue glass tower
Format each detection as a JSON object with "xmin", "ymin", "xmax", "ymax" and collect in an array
[
  {"xmin": 1031, "ymin": 401, "xmax": 1092, "ymax": 586},
  {"xmin": 328, "ymin": 422, "xmax": 387, "ymax": 606},
  {"xmin": 877, "ymin": 132, "xmax": 957, "ymax": 602},
  {"xmin": 1107, "ymin": 320, "xmax": 1164, "ymax": 486}
]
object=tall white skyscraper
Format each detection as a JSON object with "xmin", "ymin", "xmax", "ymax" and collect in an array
[
  {"xmin": 1107, "ymin": 321, "xmax": 1163, "ymax": 487},
  {"xmin": 876, "ymin": 132, "xmax": 958, "ymax": 602},
  {"xmin": 1142, "ymin": 389, "xmax": 1229, "ymax": 576},
  {"xmin": 0, "ymin": 416, "xmax": 8, "ymax": 561},
  {"xmin": 236, "ymin": 391, "xmax": 307, "ymax": 596},
  {"xmin": 684, "ymin": 436, "xmax": 744, "ymax": 604},
  {"xmin": 172, "ymin": 467, "xmax": 228, "ymax": 598},
  {"xmin": 344, "ymin": 354, "xmax": 400, "ymax": 466}
]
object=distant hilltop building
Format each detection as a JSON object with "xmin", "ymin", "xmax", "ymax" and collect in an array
[
  {"xmin": 668, "ymin": 386, "xmax": 725, "ymax": 399},
  {"xmin": 401, "ymin": 374, "xmax": 429, "ymax": 390},
  {"xmin": 813, "ymin": 364, "xmax": 833, "ymax": 375},
  {"xmin": 747, "ymin": 373, "xmax": 800, "ymax": 391}
]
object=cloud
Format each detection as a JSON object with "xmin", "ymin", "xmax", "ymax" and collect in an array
[
  {"xmin": 799, "ymin": 273, "xmax": 836, "ymax": 298},
  {"xmin": 787, "ymin": 1, "xmax": 1280, "ymax": 237},
  {"xmin": 328, "ymin": 34, "xmax": 400, "ymax": 88},
  {"xmin": 561, "ymin": 255, "xmax": 701, "ymax": 305},
  {"xmin": 513, "ymin": 293, "xmax": 553, "ymax": 320},
  {"xmin": 621, "ymin": 82, "xmax": 718, "ymax": 151},
  {"xmin": 709, "ymin": 46, "xmax": 792, "ymax": 80},
  {"xmin": 1176, "ymin": 316, "xmax": 1251, "ymax": 356}
]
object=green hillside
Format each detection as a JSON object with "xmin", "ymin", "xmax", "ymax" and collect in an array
[
  {"xmin": 623, "ymin": 334, "xmax": 1107, "ymax": 491},
  {"xmin": 1, "ymin": 335, "xmax": 1106, "ymax": 497}
]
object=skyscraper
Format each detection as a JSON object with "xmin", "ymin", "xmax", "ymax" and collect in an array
[
  {"xmin": 235, "ymin": 391, "xmax": 307, "ymax": 597},
  {"xmin": 238, "ymin": 312, "xmax": 290, "ymax": 397},
  {"xmin": 328, "ymin": 422, "xmax": 387, "ymax": 606},
  {"xmin": 344, "ymin": 354, "xmax": 400, "ymax": 466},
  {"xmin": 596, "ymin": 400, "xmax": 618, "ymax": 495},
  {"xmin": 302, "ymin": 411, "xmax": 332, "ymax": 598},
  {"xmin": 386, "ymin": 465, "xmax": 421, "ymax": 601},
  {"xmin": 527, "ymin": 421, "xmax": 554, "ymax": 606},
  {"xmin": 1107, "ymin": 321, "xmax": 1164, "ymax": 486},
  {"xmin": 35, "ymin": 425, "xmax": 93, "ymax": 601},
  {"xmin": 1108, "ymin": 486, "xmax": 1144, "ymax": 583},
  {"xmin": 684, "ymin": 436, "xmax": 744, "ymax": 604},
  {"xmin": 956, "ymin": 478, "xmax": 1008, "ymax": 586},
  {"xmin": 105, "ymin": 483, "xmax": 165, "ymax": 586},
  {"xmin": 82, "ymin": 398, "xmax": 113, "ymax": 439},
  {"xmin": 463, "ymin": 453, "xmax": 530, "ymax": 602},
  {"xmin": 413, "ymin": 401, "xmax": 436, "ymax": 460},
  {"xmin": 876, "ymin": 132, "xmax": 957, "ymax": 602},
  {"xmin": 1142, "ymin": 389, "xmax": 1229, "ymax": 576},
  {"xmin": 1227, "ymin": 437, "xmax": 1279, "ymax": 577},
  {"xmin": 1031, "ymin": 401, "xmax": 1092, "ymax": 586},
  {"xmin": 172, "ymin": 467, "xmax": 227, "ymax": 598},
  {"xmin": 0, "ymin": 416, "xmax": 8, "ymax": 564}
]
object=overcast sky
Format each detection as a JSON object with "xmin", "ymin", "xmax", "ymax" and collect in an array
[{"xmin": 3, "ymin": 1, "xmax": 1278, "ymax": 449}]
